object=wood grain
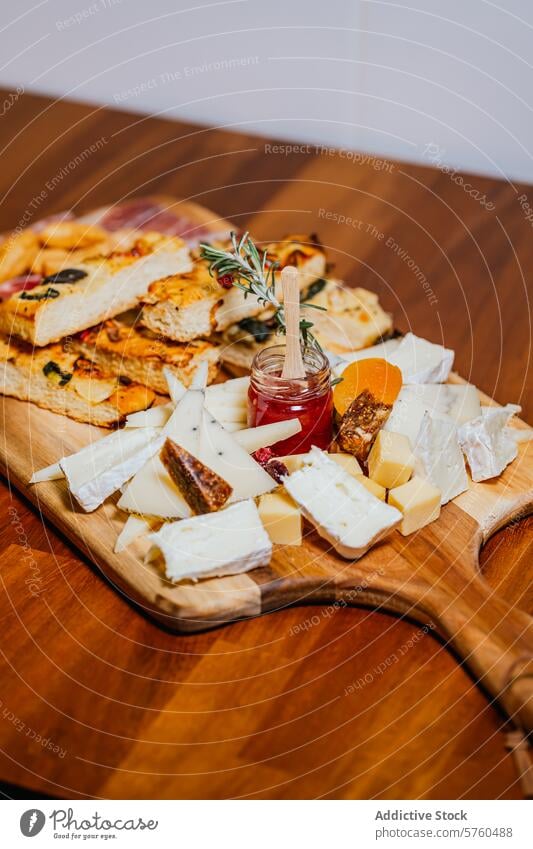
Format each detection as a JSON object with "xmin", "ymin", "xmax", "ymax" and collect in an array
[{"xmin": 0, "ymin": 89, "xmax": 531, "ymax": 800}]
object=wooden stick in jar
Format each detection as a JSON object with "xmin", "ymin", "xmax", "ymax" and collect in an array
[{"xmin": 281, "ymin": 266, "xmax": 306, "ymax": 379}]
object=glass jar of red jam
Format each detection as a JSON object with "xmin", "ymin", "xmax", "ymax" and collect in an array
[{"xmin": 248, "ymin": 344, "xmax": 333, "ymax": 455}]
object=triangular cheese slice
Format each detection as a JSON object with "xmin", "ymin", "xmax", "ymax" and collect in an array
[
  {"xmin": 199, "ymin": 409, "xmax": 276, "ymax": 502},
  {"xmin": 118, "ymin": 384, "xmax": 205, "ymax": 518}
]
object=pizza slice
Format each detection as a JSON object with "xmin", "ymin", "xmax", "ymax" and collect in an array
[
  {"xmin": 72, "ymin": 311, "xmax": 220, "ymax": 394},
  {"xmin": 0, "ymin": 335, "xmax": 155, "ymax": 426},
  {"xmin": 139, "ymin": 234, "xmax": 327, "ymax": 343},
  {"xmin": 0, "ymin": 232, "xmax": 191, "ymax": 347}
]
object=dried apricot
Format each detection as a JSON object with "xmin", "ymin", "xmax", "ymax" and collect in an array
[{"xmin": 333, "ymin": 357, "xmax": 402, "ymax": 416}]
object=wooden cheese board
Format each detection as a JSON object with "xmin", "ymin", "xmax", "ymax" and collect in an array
[{"xmin": 1, "ymin": 377, "xmax": 532, "ymax": 732}]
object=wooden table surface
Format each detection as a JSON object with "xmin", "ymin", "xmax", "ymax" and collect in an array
[{"xmin": 0, "ymin": 90, "xmax": 531, "ymax": 800}]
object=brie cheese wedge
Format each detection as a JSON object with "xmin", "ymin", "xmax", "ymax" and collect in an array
[
  {"xmin": 413, "ymin": 412, "xmax": 468, "ymax": 504},
  {"xmin": 284, "ymin": 447, "xmax": 402, "ymax": 559},
  {"xmin": 147, "ymin": 499, "xmax": 272, "ymax": 582},
  {"xmin": 61, "ymin": 426, "xmax": 163, "ymax": 512},
  {"xmin": 400, "ymin": 383, "xmax": 481, "ymax": 425},
  {"xmin": 388, "ymin": 333, "xmax": 454, "ymax": 383},
  {"xmin": 458, "ymin": 404, "xmax": 521, "ymax": 482}
]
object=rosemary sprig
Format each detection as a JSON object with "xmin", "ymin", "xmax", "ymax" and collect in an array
[{"xmin": 200, "ymin": 231, "xmax": 324, "ymax": 349}]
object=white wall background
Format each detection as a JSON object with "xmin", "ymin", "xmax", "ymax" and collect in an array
[{"xmin": 2, "ymin": 0, "xmax": 533, "ymax": 183}]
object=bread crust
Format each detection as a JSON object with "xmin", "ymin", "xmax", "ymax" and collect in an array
[
  {"xmin": 0, "ymin": 335, "xmax": 155, "ymax": 426},
  {"xmin": 0, "ymin": 233, "xmax": 191, "ymax": 346},
  {"xmin": 73, "ymin": 313, "xmax": 220, "ymax": 393},
  {"xmin": 140, "ymin": 236, "xmax": 327, "ymax": 343}
]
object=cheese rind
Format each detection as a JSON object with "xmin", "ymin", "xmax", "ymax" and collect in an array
[
  {"xmin": 258, "ymin": 490, "xmax": 302, "ymax": 545},
  {"xmin": 284, "ymin": 447, "xmax": 401, "ymax": 559},
  {"xmin": 414, "ymin": 412, "xmax": 468, "ymax": 504},
  {"xmin": 118, "ymin": 385, "xmax": 206, "ymax": 517},
  {"xmin": 401, "ymin": 383, "xmax": 481, "ymax": 425},
  {"xmin": 388, "ymin": 476, "xmax": 441, "ymax": 535},
  {"xmin": 61, "ymin": 427, "xmax": 163, "ymax": 512},
  {"xmin": 368, "ymin": 430, "xmax": 414, "ymax": 489},
  {"xmin": 199, "ymin": 410, "xmax": 276, "ymax": 502},
  {"xmin": 458, "ymin": 404, "xmax": 520, "ymax": 482},
  {"xmin": 148, "ymin": 499, "xmax": 272, "ymax": 582}
]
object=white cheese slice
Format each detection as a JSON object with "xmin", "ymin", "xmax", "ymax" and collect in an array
[
  {"xmin": 219, "ymin": 420, "xmax": 247, "ymax": 433},
  {"xmin": 147, "ymin": 499, "xmax": 272, "ymax": 582},
  {"xmin": 124, "ymin": 403, "xmax": 173, "ymax": 428},
  {"xmin": 204, "ymin": 398, "xmax": 248, "ymax": 424},
  {"xmin": 334, "ymin": 338, "xmax": 401, "ymax": 376},
  {"xmin": 198, "ymin": 409, "xmax": 276, "ymax": 502},
  {"xmin": 118, "ymin": 384, "xmax": 206, "ymax": 518},
  {"xmin": 383, "ymin": 393, "xmax": 429, "ymax": 448},
  {"xmin": 162, "ymin": 367, "xmax": 186, "ymax": 404},
  {"xmin": 401, "ymin": 383, "xmax": 481, "ymax": 424},
  {"xmin": 61, "ymin": 427, "xmax": 163, "ymax": 512},
  {"xmin": 505, "ymin": 426, "xmax": 533, "ymax": 444},
  {"xmin": 458, "ymin": 404, "xmax": 521, "ymax": 482},
  {"xmin": 284, "ymin": 447, "xmax": 401, "ymax": 559},
  {"xmin": 233, "ymin": 418, "xmax": 302, "ymax": 453},
  {"xmin": 388, "ymin": 333, "xmax": 454, "ymax": 383},
  {"xmin": 114, "ymin": 514, "xmax": 152, "ymax": 553},
  {"xmin": 29, "ymin": 462, "xmax": 64, "ymax": 483},
  {"xmin": 206, "ymin": 376, "xmax": 249, "ymax": 399},
  {"xmin": 413, "ymin": 412, "xmax": 468, "ymax": 504}
]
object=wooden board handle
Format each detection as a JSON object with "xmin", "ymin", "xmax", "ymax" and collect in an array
[{"xmin": 423, "ymin": 568, "xmax": 533, "ymax": 733}]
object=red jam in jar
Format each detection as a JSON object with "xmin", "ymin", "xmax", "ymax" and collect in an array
[{"xmin": 248, "ymin": 344, "xmax": 333, "ymax": 455}]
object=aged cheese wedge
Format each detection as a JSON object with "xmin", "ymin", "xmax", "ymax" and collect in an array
[
  {"xmin": 388, "ymin": 333, "xmax": 454, "ymax": 383},
  {"xmin": 388, "ymin": 476, "xmax": 441, "ymax": 535},
  {"xmin": 160, "ymin": 437, "xmax": 233, "ymax": 513},
  {"xmin": 284, "ymin": 447, "xmax": 401, "ymax": 559},
  {"xmin": 400, "ymin": 383, "xmax": 481, "ymax": 425},
  {"xmin": 125, "ymin": 403, "xmax": 174, "ymax": 428},
  {"xmin": 355, "ymin": 475, "xmax": 386, "ymax": 501},
  {"xmin": 114, "ymin": 514, "xmax": 152, "ymax": 553},
  {"xmin": 458, "ymin": 404, "xmax": 521, "ymax": 482},
  {"xmin": 117, "ymin": 377, "xmax": 207, "ymax": 518},
  {"xmin": 147, "ymin": 499, "xmax": 272, "ymax": 583},
  {"xmin": 198, "ymin": 410, "xmax": 276, "ymax": 502},
  {"xmin": 414, "ymin": 412, "xmax": 468, "ymax": 504},
  {"xmin": 233, "ymin": 419, "xmax": 302, "ymax": 454},
  {"xmin": 258, "ymin": 490, "xmax": 302, "ymax": 545},
  {"xmin": 329, "ymin": 453, "xmax": 363, "ymax": 477},
  {"xmin": 368, "ymin": 430, "xmax": 414, "ymax": 489},
  {"xmin": 61, "ymin": 427, "xmax": 163, "ymax": 512},
  {"xmin": 29, "ymin": 461, "xmax": 64, "ymax": 483}
]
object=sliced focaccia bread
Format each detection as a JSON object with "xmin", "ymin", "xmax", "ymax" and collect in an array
[
  {"xmin": 72, "ymin": 311, "xmax": 220, "ymax": 394},
  {"xmin": 220, "ymin": 279, "xmax": 393, "ymax": 374},
  {"xmin": 139, "ymin": 234, "xmax": 326, "ymax": 343},
  {"xmin": 0, "ymin": 233, "xmax": 191, "ymax": 347},
  {"xmin": 0, "ymin": 335, "xmax": 155, "ymax": 426}
]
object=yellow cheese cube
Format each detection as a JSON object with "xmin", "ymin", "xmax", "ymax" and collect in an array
[
  {"xmin": 388, "ymin": 476, "xmax": 441, "ymax": 535},
  {"xmin": 368, "ymin": 430, "xmax": 414, "ymax": 489},
  {"xmin": 330, "ymin": 453, "xmax": 362, "ymax": 477},
  {"xmin": 258, "ymin": 490, "xmax": 302, "ymax": 545},
  {"xmin": 355, "ymin": 475, "xmax": 386, "ymax": 501},
  {"xmin": 279, "ymin": 454, "xmax": 308, "ymax": 474}
]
